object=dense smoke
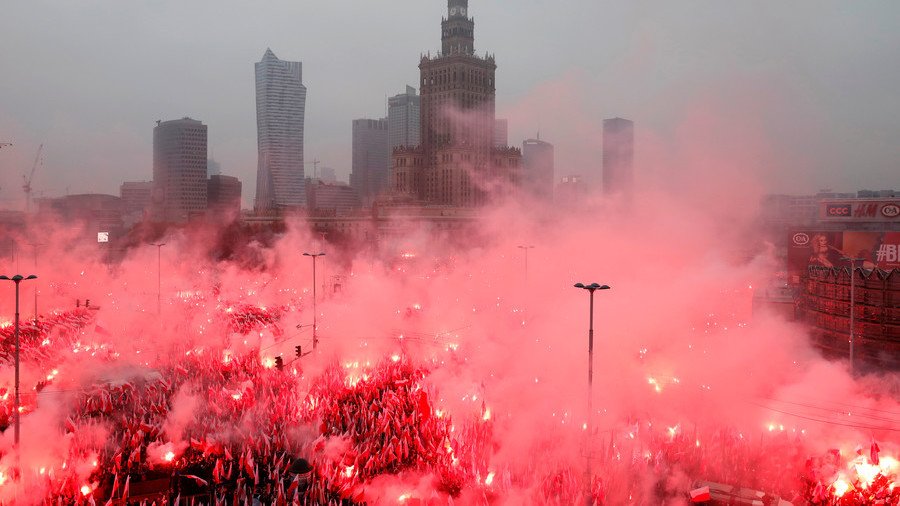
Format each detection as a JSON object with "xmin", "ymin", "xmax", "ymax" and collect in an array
[{"xmin": 0, "ymin": 101, "xmax": 897, "ymax": 504}]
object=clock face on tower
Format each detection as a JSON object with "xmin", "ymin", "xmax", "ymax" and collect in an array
[{"xmin": 450, "ymin": 6, "xmax": 466, "ymax": 16}]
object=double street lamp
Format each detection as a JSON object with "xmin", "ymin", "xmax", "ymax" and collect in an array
[
  {"xmin": 303, "ymin": 252, "xmax": 325, "ymax": 350},
  {"xmin": 0, "ymin": 274, "xmax": 38, "ymax": 448},
  {"xmin": 573, "ymin": 281, "xmax": 611, "ymax": 505}
]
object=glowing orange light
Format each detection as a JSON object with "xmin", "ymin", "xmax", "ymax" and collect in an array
[
  {"xmin": 262, "ymin": 357, "xmax": 275, "ymax": 369},
  {"xmin": 164, "ymin": 451, "xmax": 175, "ymax": 462},
  {"xmin": 833, "ymin": 478, "xmax": 850, "ymax": 497},
  {"xmin": 80, "ymin": 484, "xmax": 92, "ymax": 496},
  {"xmin": 343, "ymin": 465, "xmax": 354, "ymax": 478},
  {"xmin": 483, "ymin": 408, "xmax": 492, "ymax": 421},
  {"xmin": 855, "ymin": 463, "xmax": 880, "ymax": 488},
  {"xmin": 485, "ymin": 471, "xmax": 495, "ymax": 486}
]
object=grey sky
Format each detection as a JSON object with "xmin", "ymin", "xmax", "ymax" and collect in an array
[{"xmin": 1, "ymin": 1, "xmax": 898, "ymax": 208}]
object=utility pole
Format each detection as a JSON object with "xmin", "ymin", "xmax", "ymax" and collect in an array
[
  {"xmin": 151, "ymin": 243, "xmax": 166, "ymax": 314},
  {"xmin": 26, "ymin": 243, "xmax": 43, "ymax": 321},
  {"xmin": 303, "ymin": 252, "xmax": 326, "ymax": 349},
  {"xmin": 842, "ymin": 257, "xmax": 866, "ymax": 374},
  {"xmin": 517, "ymin": 245, "xmax": 534, "ymax": 282}
]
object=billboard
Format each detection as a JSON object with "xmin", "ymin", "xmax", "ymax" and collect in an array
[
  {"xmin": 820, "ymin": 200, "xmax": 900, "ymax": 222},
  {"xmin": 788, "ymin": 230, "xmax": 900, "ymax": 280}
]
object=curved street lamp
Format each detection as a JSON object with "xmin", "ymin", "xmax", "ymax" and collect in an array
[
  {"xmin": 573, "ymin": 282, "xmax": 610, "ymax": 504},
  {"xmin": 0, "ymin": 273, "xmax": 38, "ymax": 448},
  {"xmin": 303, "ymin": 252, "xmax": 326, "ymax": 349}
]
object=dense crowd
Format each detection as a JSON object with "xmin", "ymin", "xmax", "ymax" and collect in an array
[{"xmin": 0, "ymin": 304, "xmax": 896, "ymax": 505}]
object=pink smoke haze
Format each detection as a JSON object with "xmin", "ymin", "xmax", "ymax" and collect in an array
[{"xmin": 0, "ymin": 103, "xmax": 897, "ymax": 504}]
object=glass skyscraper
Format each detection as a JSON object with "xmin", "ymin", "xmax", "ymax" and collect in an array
[{"xmin": 255, "ymin": 48, "xmax": 307, "ymax": 211}]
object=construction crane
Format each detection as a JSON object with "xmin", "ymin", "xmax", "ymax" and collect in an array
[{"xmin": 23, "ymin": 144, "xmax": 42, "ymax": 212}]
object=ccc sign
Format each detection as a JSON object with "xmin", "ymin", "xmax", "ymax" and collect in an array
[{"xmin": 826, "ymin": 204, "xmax": 852, "ymax": 217}]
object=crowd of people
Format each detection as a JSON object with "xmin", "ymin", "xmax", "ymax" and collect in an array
[{"xmin": 0, "ymin": 303, "xmax": 896, "ymax": 505}]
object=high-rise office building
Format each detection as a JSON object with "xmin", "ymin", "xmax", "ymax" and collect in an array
[
  {"xmin": 388, "ymin": 85, "xmax": 420, "ymax": 149},
  {"xmin": 493, "ymin": 119, "xmax": 508, "ymax": 148},
  {"xmin": 391, "ymin": 0, "xmax": 521, "ymax": 207},
  {"xmin": 152, "ymin": 117, "xmax": 208, "ymax": 222},
  {"xmin": 255, "ymin": 48, "xmax": 307, "ymax": 211},
  {"xmin": 602, "ymin": 117, "xmax": 634, "ymax": 197},
  {"xmin": 351, "ymin": 118, "xmax": 390, "ymax": 205},
  {"xmin": 207, "ymin": 175, "xmax": 242, "ymax": 217},
  {"xmin": 523, "ymin": 136, "xmax": 554, "ymax": 199}
]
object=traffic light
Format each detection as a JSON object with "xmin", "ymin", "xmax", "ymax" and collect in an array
[
  {"xmin": 295, "ymin": 345, "xmax": 302, "ymax": 357},
  {"xmin": 274, "ymin": 356, "xmax": 284, "ymax": 371}
]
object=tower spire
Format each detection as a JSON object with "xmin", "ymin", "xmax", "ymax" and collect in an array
[{"xmin": 442, "ymin": 0, "xmax": 474, "ymax": 55}]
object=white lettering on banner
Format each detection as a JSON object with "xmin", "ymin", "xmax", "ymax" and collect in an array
[{"xmin": 875, "ymin": 244, "xmax": 898, "ymax": 263}]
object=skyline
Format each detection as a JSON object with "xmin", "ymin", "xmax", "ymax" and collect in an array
[{"xmin": 1, "ymin": 1, "xmax": 899, "ymax": 209}]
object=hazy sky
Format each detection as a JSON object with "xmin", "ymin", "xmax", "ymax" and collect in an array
[{"xmin": 1, "ymin": 1, "xmax": 898, "ymax": 208}]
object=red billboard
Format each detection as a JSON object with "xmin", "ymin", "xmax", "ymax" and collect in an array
[{"xmin": 787, "ymin": 230, "xmax": 900, "ymax": 281}]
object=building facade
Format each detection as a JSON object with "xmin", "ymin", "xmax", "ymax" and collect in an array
[
  {"xmin": 152, "ymin": 117, "xmax": 208, "ymax": 222},
  {"xmin": 391, "ymin": 0, "xmax": 522, "ymax": 207},
  {"xmin": 306, "ymin": 180, "xmax": 361, "ymax": 216},
  {"xmin": 798, "ymin": 266, "xmax": 899, "ymax": 370},
  {"xmin": 493, "ymin": 119, "xmax": 508, "ymax": 148},
  {"xmin": 120, "ymin": 181, "xmax": 153, "ymax": 216},
  {"xmin": 255, "ymin": 48, "xmax": 307, "ymax": 211},
  {"xmin": 388, "ymin": 85, "xmax": 421, "ymax": 149},
  {"xmin": 207, "ymin": 175, "xmax": 242, "ymax": 217},
  {"xmin": 351, "ymin": 118, "xmax": 390, "ymax": 206},
  {"xmin": 522, "ymin": 136, "xmax": 554, "ymax": 199},
  {"xmin": 602, "ymin": 117, "xmax": 634, "ymax": 197}
]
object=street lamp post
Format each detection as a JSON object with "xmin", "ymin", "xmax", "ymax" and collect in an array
[
  {"xmin": 517, "ymin": 245, "xmax": 534, "ymax": 281},
  {"xmin": 573, "ymin": 282, "xmax": 611, "ymax": 505},
  {"xmin": 0, "ymin": 274, "xmax": 38, "ymax": 448},
  {"xmin": 842, "ymin": 257, "xmax": 865, "ymax": 374},
  {"xmin": 150, "ymin": 243, "xmax": 166, "ymax": 315},
  {"xmin": 303, "ymin": 252, "xmax": 326, "ymax": 349}
]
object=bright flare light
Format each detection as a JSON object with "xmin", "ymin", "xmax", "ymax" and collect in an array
[
  {"xmin": 855, "ymin": 463, "xmax": 881, "ymax": 488},
  {"xmin": 833, "ymin": 478, "xmax": 850, "ymax": 497},
  {"xmin": 80, "ymin": 484, "xmax": 92, "ymax": 496},
  {"xmin": 164, "ymin": 451, "xmax": 175, "ymax": 462},
  {"xmin": 485, "ymin": 471, "xmax": 495, "ymax": 486}
]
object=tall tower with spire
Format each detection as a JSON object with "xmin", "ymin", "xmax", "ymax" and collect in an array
[
  {"xmin": 442, "ymin": 0, "xmax": 475, "ymax": 55},
  {"xmin": 391, "ymin": 0, "xmax": 521, "ymax": 207},
  {"xmin": 254, "ymin": 48, "xmax": 307, "ymax": 212}
]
